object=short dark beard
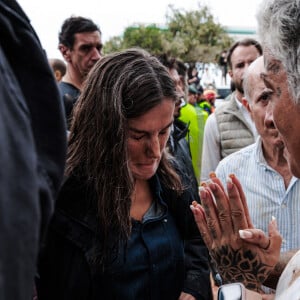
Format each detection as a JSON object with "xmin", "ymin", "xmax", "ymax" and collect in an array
[{"xmin": 234, "ymin": 81, "xmax": 244, "ymax": 94}]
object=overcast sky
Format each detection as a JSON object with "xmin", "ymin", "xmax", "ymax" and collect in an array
[{"xmin": 18, "ymin": 0, "xmax": 262, "ymax": 58}]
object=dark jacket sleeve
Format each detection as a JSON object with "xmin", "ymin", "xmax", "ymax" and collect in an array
[
  {"xmin": 167, "ymin": 126, "xmax": 213, "ymax": 299},
  {"xmin": 182, "ymin": 210, "xmax": 213, "ymax": 300},
  {"xmin": 0, "ymin": 1, "xmax": 66, "ymax": 299},
  {"xmin": 37, "ymin": 211, "xmax": 92, "ymax": 300},
  {"xmin": 163, "ymin": 185, "xmax": 212, "ymax": 300}
]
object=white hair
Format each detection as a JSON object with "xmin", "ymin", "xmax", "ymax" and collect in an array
[
  {"xmin": 242, "ymin": 56, "xmax": 264, "ymax": 104},
  {"xmin": 257, "ymin": 0, "xmax": 300, "ymax": 104}
]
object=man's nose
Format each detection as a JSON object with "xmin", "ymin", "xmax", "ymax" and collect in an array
[
  {"xmin": 91, "ymin": 47, "xmax": 102, "ymax": 61},
  {"xmin": 265, "ymin": 101, "xmax": 275, "ymax": 127}
]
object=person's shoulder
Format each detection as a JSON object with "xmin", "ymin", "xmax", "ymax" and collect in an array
[
  {"xmin": 275, "ymin": 250, "xmax": 300, "ymax": 300},
  {"xmin": 217, "ymin": 143, "xmax": 255, "ymax": 168},
  {"xmin": 58, "ymin": 81, "xmax": 80, "ymax": 96},
  {"xmin": 204, "ymin": 112, "xmax": 217, "ymax": 128},
  {"xmin": 228, "ymin": 142, "xmax": 255, "ymax": 158},
  {"xmin": 56, "ymin": 174, "xmax": 95, "ymax": 221},
  {"xmin": 180, "ymin": 103, "xmax": 196, "ymax": 114},
  {"xmin": 215, "ymin": 94, "xmax": 235, "ymax": 112},
  {"xmin": 50, "ymin": 174, "xmax": 98, "ymax": 250}
]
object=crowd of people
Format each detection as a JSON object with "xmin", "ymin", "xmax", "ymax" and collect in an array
[{"xmin": 1, "ymin": 0, "xmax": 300, "ymax": 299}]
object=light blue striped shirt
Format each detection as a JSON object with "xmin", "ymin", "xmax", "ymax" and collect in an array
[{"xmin": 216, "ymin": 137, "xmax": 300, "ymax": 252}]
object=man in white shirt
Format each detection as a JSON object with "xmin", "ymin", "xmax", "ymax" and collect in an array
[
  {"xmin": 201, "ymin": 39, "xmax": 262, "ymax": 181},
  {"xmin": 191, "ymin": 0, "xmax": 300, "ymax": 295}
]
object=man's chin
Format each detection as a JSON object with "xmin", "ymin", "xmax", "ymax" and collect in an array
[
  {"xmin": 235, "ymin": 84, "xmax": 244, "ymax": 94},
  {"xmin": 83, "ymin": 67, "xmax": 94, "ymax": 77},
  {"xmin": 274, "ymin": 139, "xmax": 285, "ymax": 149}
]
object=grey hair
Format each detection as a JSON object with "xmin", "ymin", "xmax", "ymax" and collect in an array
[{"xmin": 257, "ymin": 0, "xmax": 300, "ymax": 104}]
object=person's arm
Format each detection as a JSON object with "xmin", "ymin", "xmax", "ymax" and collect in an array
[
  {"xmin": 181, "ymin": 233, "xmax": 212, "ymax": 299},
  {"xmin": 190, "ymin": 173, "xmax": 282, "ymax": 293},
  {"xmin": 37, "ymin": 211, "xmax": 91, "ymax": 300},
  {"xmin": 170, "ymin": 187, "xmax": 212, "ymax": 300},
  {"xmin": 263, "ymin": 250, "xmax": 298, "ymax": 289},
  {"xmin": 200, "ymin": 114, "xmax": 221, "ymax": 182}
]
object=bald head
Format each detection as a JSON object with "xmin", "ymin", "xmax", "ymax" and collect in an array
[{"xmin": 243, "ymin": 56, "xmax": 265, "ymax": 104}]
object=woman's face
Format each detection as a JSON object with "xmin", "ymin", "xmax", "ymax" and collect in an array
[{"xmin": 127, "ymin": 98, "xmax": 175, "ymax": 180}]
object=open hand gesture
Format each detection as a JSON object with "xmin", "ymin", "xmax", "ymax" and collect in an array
[{"xmin": 190, "ymin": 173, "xmax": 282, "ymax": 292}]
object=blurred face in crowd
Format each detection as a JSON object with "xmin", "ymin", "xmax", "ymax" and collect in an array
[
  {"xmin": 61, "ymin": 31, "xmax": 103, "ymax": 78},
  {"xmin": 204, "ymin": 92, "xmax": 216, "ymax": 106},
  {"xmin": 262, "ymin": 48, "xmax": 300, "ymax": 177},
  {"xmin": 188, "ymin": 92, "xmax": 197, "ymax": 106},
  {"xmin": 229, "ymin": 45, "xmax": 261, "ymax": 95},
  {"xmin": 169, "ymin": 68, "xmax": 185, "ymax": 118}
]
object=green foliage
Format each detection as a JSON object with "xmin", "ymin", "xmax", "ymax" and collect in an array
[
  {"xmin": 165, "ymin": 4, "xmax": 233, "ymax": 62},
  {"xmin": 122, "ymin": 24, "xmax": 167, "ymax": 55},
  {"xmin": 103, "ymin": 36, "xmax": 125, "ymax": 54},
  {"xmin": 103, "ymin": 2, "xmax": 234, "ymax": 63}
]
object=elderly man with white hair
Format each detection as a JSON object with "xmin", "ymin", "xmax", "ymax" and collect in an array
[{"xmin": 191, "ymin": 0, "xmax": 300, "ymax": 298}]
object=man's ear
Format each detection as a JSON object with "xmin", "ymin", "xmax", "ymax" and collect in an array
[
  {"xmin": 242, "ymin": 97, "xmax": 253, "ymax": 118},
  {"xmin": 58, "ymin": 44, "xmax": 71, "ymax": 63},
  {"xmin": 228, "ymin": 69, "xmax": 233, "ymax": 78},
  {"xmin": 54, "ymin": 70, "xmax": 62, "ymax": 82}
]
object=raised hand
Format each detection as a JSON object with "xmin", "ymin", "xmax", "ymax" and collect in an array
[{"xmin": 191, "ymin": 173, "xmax": 282, "ymax": 292}]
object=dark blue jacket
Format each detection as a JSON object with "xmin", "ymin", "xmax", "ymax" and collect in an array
[
  {"xmin": 0, "ymin": 1, "xmax": 66, "ymax": 299},
  {"xmin": 37, "ymin": 174, "xmax": 211, "ymax": 299},
  {"xmin": 169, "ymin": 119, "xmax": 212, "ymax": 299}
]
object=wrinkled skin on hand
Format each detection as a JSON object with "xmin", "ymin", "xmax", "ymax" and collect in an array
[{"xmin": 191, "ymin": 174, "xmax": 282, "ymax": 292}]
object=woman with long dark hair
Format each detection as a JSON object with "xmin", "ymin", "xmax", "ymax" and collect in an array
[{"xmin": 37, "ymin": 48, "xmax": 210, "ymax": 300}]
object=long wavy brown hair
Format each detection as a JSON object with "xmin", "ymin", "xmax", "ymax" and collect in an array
[{"xmin": 66, "ymin": 48, "xmax": 182, "ymax": 260}]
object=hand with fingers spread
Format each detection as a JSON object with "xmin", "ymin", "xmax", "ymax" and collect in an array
[{"xmin": 191, "ymin": 173, "xmax": 282, "ymax": 292}]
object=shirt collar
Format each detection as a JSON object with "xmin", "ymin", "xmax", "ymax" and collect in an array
[
  {"xmin": 254, "ymin": 137, "xmax": 300, "ymax": 188},
  {"xmin": 234, "ymin": 96, "xmax": 243, "ymax": 109},
  {"xmin": 255, "ymin": 136, "xmax": 268, "ymax": 166}
]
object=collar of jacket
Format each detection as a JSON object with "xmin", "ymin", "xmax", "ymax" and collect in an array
[
  {"xmin": 55, "ymin": 173, "xmax": 164, "ymax": 230},
  {"xmin": 172, "ymin": 119, "xmax": 189, "ymax": 141}
]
